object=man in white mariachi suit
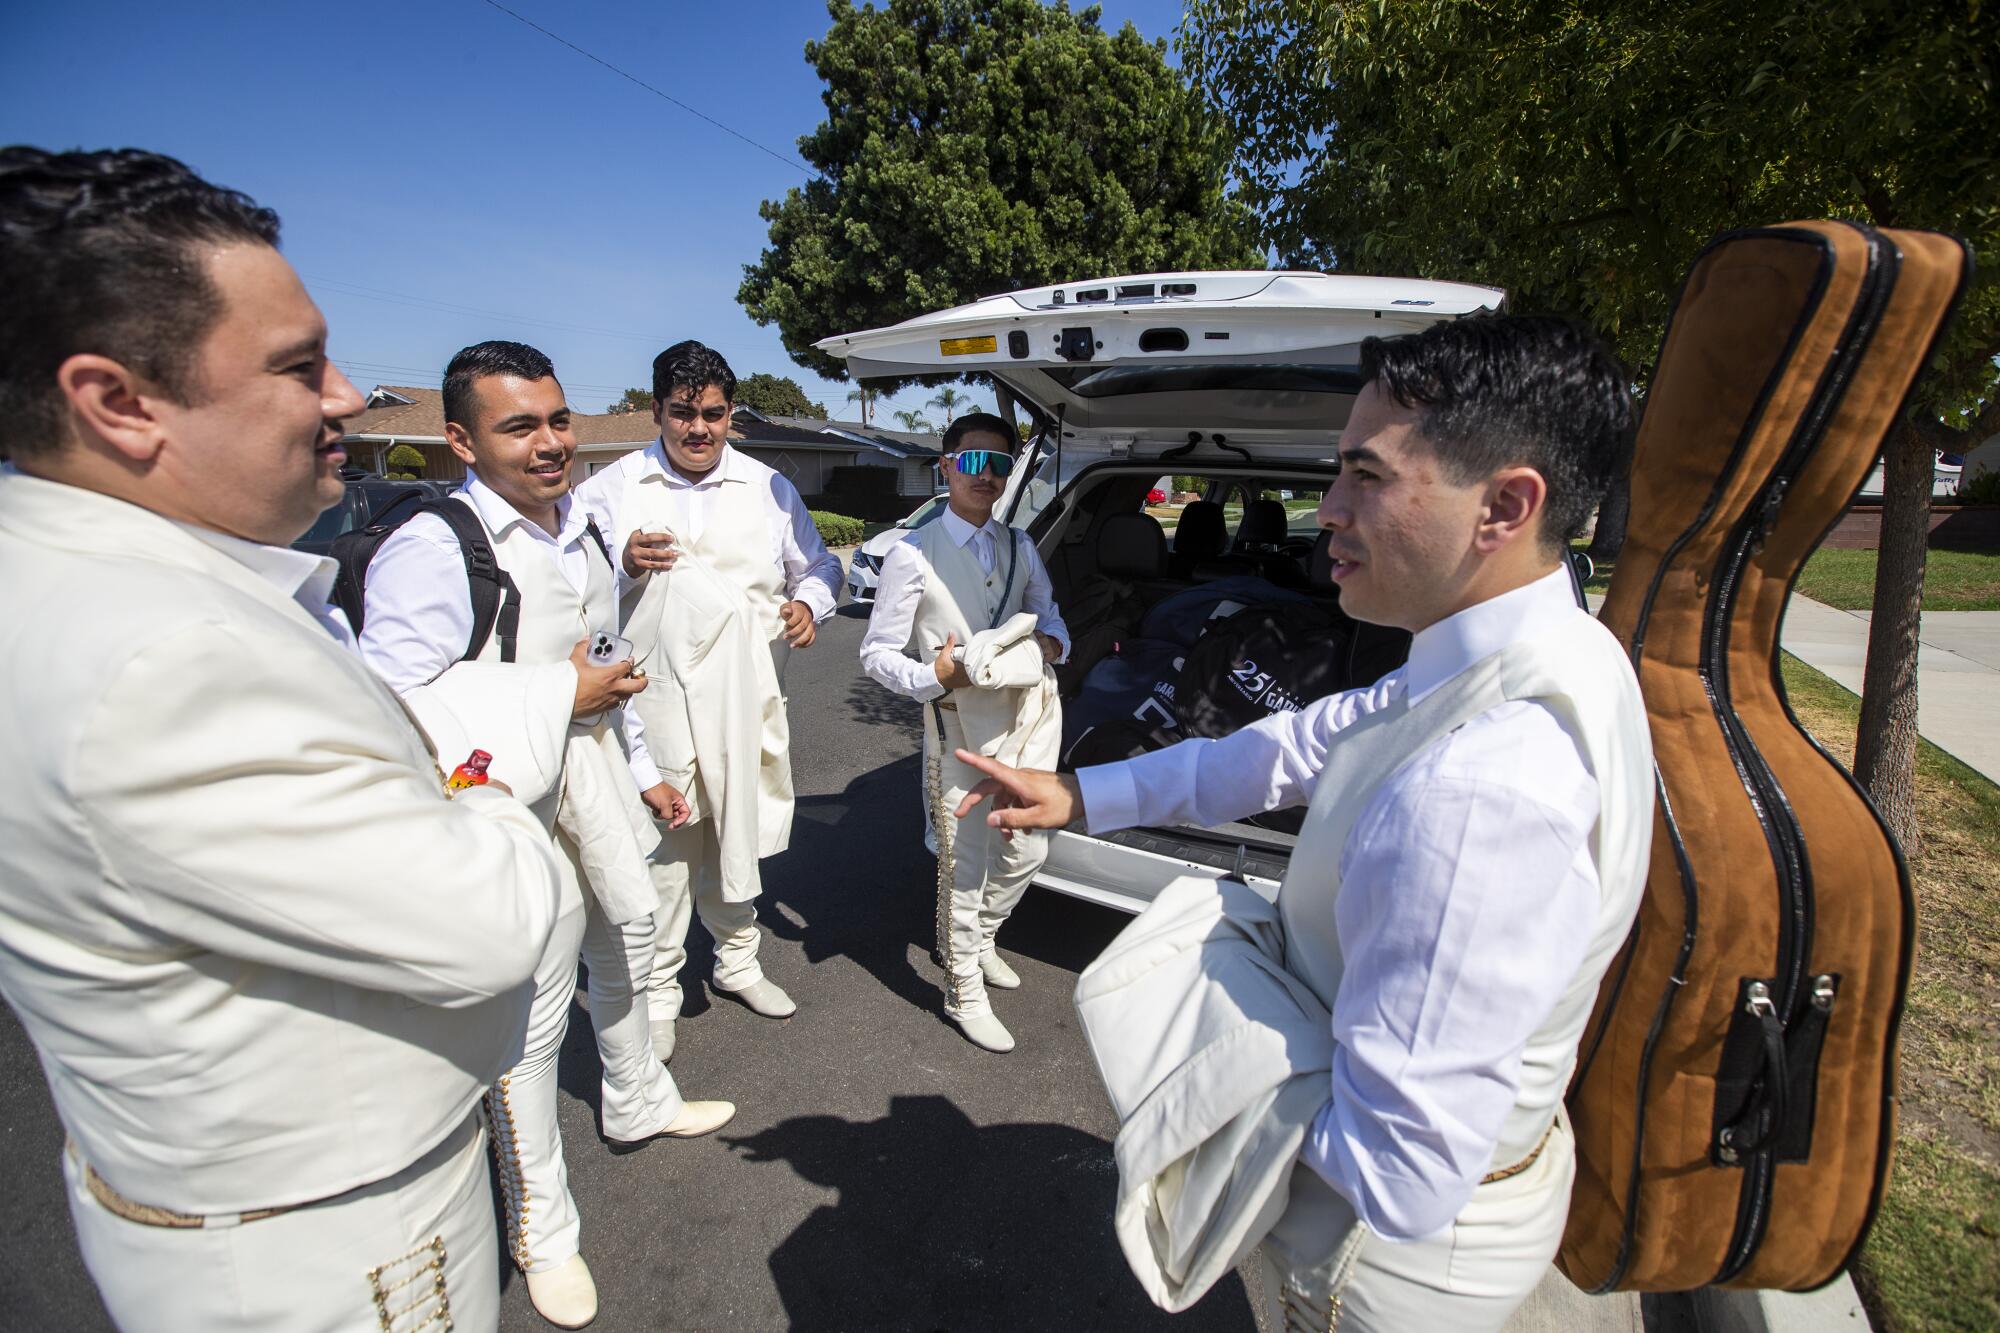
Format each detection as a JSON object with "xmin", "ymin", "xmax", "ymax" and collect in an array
[
  {"xmin": 0, "ymin": 147, "xmax": 567, "ymax": 1332},
  {"xmin": 358, "ymin": 340, "xmax": 736, "ymax": 1329},
  {"xmin": 859, "ymin": 413, "xmax": 1068, "ymax": 1054},
  {"xmin": 955, "ymin": 316, "xmax": 1655, "ymax": 1331},
  {"xmin": 576, "ymin": 340, "xmax": 841, "ymax": 1053}
]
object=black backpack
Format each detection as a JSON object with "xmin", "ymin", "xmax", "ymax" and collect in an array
[
  {"xmin": 1172, "ymin": 603, "xmax": 1352, "ymax": 740},
  {"xmin": 329, "ymin": 492, "xmax": 613, "ymax": 663},
  {"xmin": 1173, "ymin": 602, "xmax": 1414, "ymax": 742}
]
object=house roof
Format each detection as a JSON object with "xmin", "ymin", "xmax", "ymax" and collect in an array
[
  {"xmin": 818, "ymin": 419, "xmax": 944, "ymax": 458},
  {"xmin": 341, "ymin": 386, "xmax": 447, "ymax": 439},
  {"xmin": 572, "ymin": 412, "xmax": 655, "ymax": 446}
]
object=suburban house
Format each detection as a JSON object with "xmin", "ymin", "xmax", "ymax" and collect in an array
[{"xmin": 337, "ymin": 387, "xmax": 944, "ymax": 497}]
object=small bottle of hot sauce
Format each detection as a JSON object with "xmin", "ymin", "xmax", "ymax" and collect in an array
[{"xmin": 445, "ymin": 749, "xmax": 493, "ymax": 792}]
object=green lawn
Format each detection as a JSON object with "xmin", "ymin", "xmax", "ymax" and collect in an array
[
  {"xmin": 1795, "ymin": 548, "xmax": 2000, "ymax": 612},
  {"xmin": 1575, "ymin": 546, "xmax": 2000, "ymax": 611},
  {"xmin": 1779, "ymin": 656, "xmax": 2000, "ymax": 1333}
]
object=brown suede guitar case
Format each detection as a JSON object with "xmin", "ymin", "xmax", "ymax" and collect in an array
[{"xmin": 1558, "ymin": 221, "xmax": 1969, "ymax": 1292}]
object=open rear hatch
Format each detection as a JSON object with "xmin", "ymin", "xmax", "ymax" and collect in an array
[{"xmin": 815, "ymin": 269, "xmax": 1504, "ymax": 435}]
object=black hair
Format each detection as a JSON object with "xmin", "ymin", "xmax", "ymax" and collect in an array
[
  {"xmin": 1358, "ymin": 314, "xmax": 1633, "ymax": 552},
  {"xmin": 650, "ymin": 340, "xmax": 736, "ymax": 406},
  {"xmin": 442, "ymin": 340, "xmax": 558, "ymax": 428},
  {"xmin": 941, "ymin": 411, "xmax": 1018, "ymax": 453},
  {"xmin": 0, "ymin": 146, "xmax": 283, "ymax": 458}
]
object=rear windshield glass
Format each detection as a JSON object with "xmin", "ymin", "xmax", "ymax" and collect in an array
[{"xmin": 1041, "ymin": 363, "xmax": 1364, "ymax": 398}]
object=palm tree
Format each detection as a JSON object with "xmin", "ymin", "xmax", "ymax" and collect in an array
[
  {"xmin": 845, "ymin": 385, "xmax": 873, "ymax": 426},
  {"xmin": 894, "ymin": 409, "xmax": 934, "ymax": 433},
  {"xmin": 927, "ymin": 385, "xmax": 968, "ymax": 422}
]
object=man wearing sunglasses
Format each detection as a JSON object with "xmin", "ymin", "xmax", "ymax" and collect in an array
[
  {"xmin": 859, "ymin": 412, "xmax": 1069, "ymax": 1052},
  {"xmin": 576, "ymin": 341, "xmax": 838, "ymax": 1048}
]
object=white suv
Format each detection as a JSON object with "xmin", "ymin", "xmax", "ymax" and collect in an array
[{"xmin": 820, "ymin": 270, "xmax": 1505, "ymax": 913}]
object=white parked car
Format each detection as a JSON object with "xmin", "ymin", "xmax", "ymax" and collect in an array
[
  {"xmin": 819, "ymin": 269, "xmax": 1505, "ymax": 912},
  {"xmin": 1855, "ymin": 450, "xmax": 1962, "ymax": 500},
  {"xmin": 846, "ymin": 493, "xmax": 947, "ymax": 602}
]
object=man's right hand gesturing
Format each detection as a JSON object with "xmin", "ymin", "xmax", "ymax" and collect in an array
[
  {"xmin": 952, "ymin": 749, "xmax": 1084, "ymax": 838},
  {"xmin": 569, "ymin": 638, "xmax": 647, "ymax": 719}
]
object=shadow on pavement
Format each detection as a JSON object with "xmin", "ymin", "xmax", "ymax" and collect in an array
[
  {"xmin": 843, "ymin": 669, "xmax": 925, "ymax": 740},
  {"xmin": 725, "ymin": 1093, "xmax": 1251, "ymax": 1332},
  {"xmin": 760, "ymin": 754, "xmax": 947, "ymax": 1019}
]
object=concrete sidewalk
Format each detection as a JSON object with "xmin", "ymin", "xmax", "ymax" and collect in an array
[
  {"xmin": 1585, "ymin": 591, "xmax": 1998, "ymax": 784},
  {"xmin": 1778, "ymin": 597, "xmax": 2000, "ymax": 783},
  {"xmin": 1505, "ymin": 1265, "xmax": 1873, "ymax": 1332}
]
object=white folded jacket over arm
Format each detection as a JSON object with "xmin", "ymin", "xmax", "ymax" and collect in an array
[
  {"xmin": 949, "ymin": 611, "xmax": 1064, "ymax": 771},
  {"xmin": 618, "ymin": 538, "xmax": 793, "ymax": 892},
  {"xmin": 1073, "ymin": 874, "xmax": 1358, "ymax": 1312}
]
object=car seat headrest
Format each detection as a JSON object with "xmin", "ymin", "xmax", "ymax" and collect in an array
[
  {"xmin": 1172, "ymin": 500, "xmax": 1228, "ymax": 558},
  {"xmin": 1238, "ymin": 497, "xmax": 1287, "ymax": 548},
  {"xmin": 1097, "ymin": 511, "xmax": 1169, "ymax": 580}
]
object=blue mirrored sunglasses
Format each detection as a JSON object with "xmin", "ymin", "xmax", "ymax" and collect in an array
[{"xmin": 948, "ymin": 449, "xmax": 1016, "ymax": 478}]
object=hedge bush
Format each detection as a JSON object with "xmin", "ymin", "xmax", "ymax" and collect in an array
[
  {"xmin": 1960, "ymin": 467, "xmax": 2000, "ymax": 505},
  {"xmin": 385, "ymin": 444, "xmax": 427, "ymax": 476},
  {"xmin": 810, "ymin": 510, "xmax": 866, "ymax": 547}
]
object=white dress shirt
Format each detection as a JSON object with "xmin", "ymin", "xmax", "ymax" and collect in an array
[
  {"xmin": 186, "ymin": 525, "xmax": 358, "ymax": 648},
  {"xmin": 1077, "ymin": 567, "xmax": 1602, "ymax": 1241},
  {"xmin": 578, "ymin": 440, "xmax": 843, "ymax": 620},
  {"xmin": 358, "ymin": 473, "xmax": 662, "ymax": 790},
  {"xmin": 859, "ymin": 507, "xmax": 1071, "ymax": 702}
]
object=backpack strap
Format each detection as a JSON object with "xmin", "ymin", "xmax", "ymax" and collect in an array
[
  {"xmin": 583, "ymin": 517, "xmax": 615, "ymax": 571},
  {"xmin": 421, "ymin": 499, "xmax": 520, "ymax": 663},
  {"xmin": 989, "ymin": 527, "xmax": 1022, "ymax": 631}
]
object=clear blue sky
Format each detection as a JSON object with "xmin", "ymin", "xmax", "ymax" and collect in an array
[{"xmin": 1, "ymin": 0, "xmax": 1194, "ymax": 428}]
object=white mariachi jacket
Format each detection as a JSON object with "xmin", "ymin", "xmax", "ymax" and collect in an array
[
  {"xmin": 598, "ymin": 466, "xmax": 794, "ymax": 901},
  {"xmin": 403, "ymin": 493, "xmax": 660, "ymax": 926},
  {"xmin": 908, "ymin": 522, "xmax": 1062, "ymax": 772},
  {"xmin": 0, "ymin": 470, "xmax": 564, "ymax": 1215}
]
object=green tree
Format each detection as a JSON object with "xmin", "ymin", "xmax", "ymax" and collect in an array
[
  {"xmin": 893, "ymin": 409, "xmax": 936, "ymax": 433},
  {"xmin": 385, "ymin": 443, "xmax": 427, "ymax": 479},
  {"xmin": 1182, "ymin": 0, "xmax": 1999, "ymax": 850},
  {"xmin": 845, "ymin": 385, "xmax": 874, "ymax": 425},
  {"xmin": 736, "ymin": 372, "xmax": 828, "ymax": 419},
  {"xmin": 741, "ymin": 0, "xmax": 1265, "ymax": 386},
  {"xmin": 605, "ymin": 387, "xmax": 652, "ymax": 415},
  {"xmin": 927, "ymin": 384, "xmax": 971, "ymax": 424}
]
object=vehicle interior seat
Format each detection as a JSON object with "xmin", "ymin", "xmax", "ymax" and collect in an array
[
  {"xmin": 1177, "ymin": 498, "xmax": 1265, "ymax": 581},
  {"xmin": 1096, "ymin": 510, "xmax": 1170, "ymax": 582},
  {"xmin": 1169, "ymin": 500, "xmax": 1230, "ymax": 577},
  {"xmin": 1051, "ymin": 509, "xmax": 1173, "ymax": 695},
  {"xmin": 1236, "ymin": 497, "xmax": 1288, "ymax": 550},
  {"xmin": 1236, "ymin": 497, "xmax": 1309, "ymax": 588}
]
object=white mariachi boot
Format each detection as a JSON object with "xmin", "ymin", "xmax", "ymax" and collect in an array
[{"xmin": 524, "ymin": 1253, "xmax": 598, "ymax": 1329}]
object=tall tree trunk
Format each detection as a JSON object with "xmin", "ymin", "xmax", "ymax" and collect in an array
[
  {"xmin": 1588, "ymin": 391, "xmax": 1643, "ymax": 562},
  {"xmin": 1852, "ymin": 419, "xmax": 1932, "ymax": 853},
  {"xmin": 1587, "ymin": 462, "xmax": 1631, "ymax": 562}
]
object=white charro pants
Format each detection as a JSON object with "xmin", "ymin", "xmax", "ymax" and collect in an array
[
  {"xmin": 1243, "ymin": 1110, "xmax": 1577, "ymax": 1333},
  {"xmin": 927, "ymin": 705, "xmax": 1047, "ymax": 1020},
  {"xmin": 488, "ymin": 839, "xmax": 684, "ymax": 1274},
  {"xmin": 646, "ymin": 820, "xmax": 766, "ymax": 1020},
  {"xmin": 66, "ymin": 1113, "xmax": 498, "ymax": 1333}
]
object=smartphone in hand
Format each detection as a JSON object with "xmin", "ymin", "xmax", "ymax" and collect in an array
[{"xmin": 587, "ymin": 632, "xmax": 634, "ymax": 667}]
